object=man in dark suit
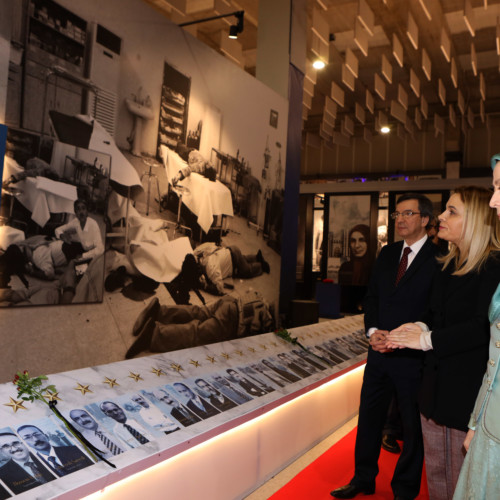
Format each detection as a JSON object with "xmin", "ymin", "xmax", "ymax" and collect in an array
[
  {"xmin": 210, "ymin": 374, "xmax": 254, "ymax": 404},
  {"xmin": 17, "ymin": 425, "xmax": 93, "ymax": 477},
  {"xmin": 331, "ymin": 193, "xmax": 439, "ymax": 500},
  {"xmin": 194, "ymin": 378, "xmax": 238, "ymax": 412},
  {"xmin": 0, "ymin": 431, "xmax": 55, "ymax": 494},
  {"xmin": 152, "ymin": 389, "xmax": 201, "ymax": 426},
  {"xmin": 0, "ymin": 482, "xmax": 10, "ymax": 500},
  {"xmin": 226, "ymin": 368, "xmax": 268, "ymax": 396},
  {"xmin": 172, "ymin": 382, "xmax": 220, "ymax": 419},
  {"xmin": 276, "ymin": 353, "xmax": 312, "ymax": 378},
  {"xmin": 261, "ymin": 359, "xmax": 302, "ymax": 382}
]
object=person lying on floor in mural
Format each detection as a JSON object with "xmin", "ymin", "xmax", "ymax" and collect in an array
[
  {"xmin": 0, "ymin": 238, "xmax": 84, "ymax": 283},
  {"xmin": 193, "ymin": 242, "xmax": 270, "ymax": 296},
  {"xmin": 3, "ymin": 157, "xmax": 59, "ymax": 187},
  {"xmin": 54, "ymin": 198, "xmax": 104, "ymax": 262},
  {"xmin": 125, "ymin": 290, "xmax": 274, "ymax": 359},
  {"xmin": 0, "ymin": 250, "xmax": 102, "ymax": 306},
  {"xmin": 171, "ymin": 142, "xmax": 216, "ymax": 185}
]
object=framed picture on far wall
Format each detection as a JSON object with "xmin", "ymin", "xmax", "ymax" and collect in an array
[
  {"xmin": 269, "ymin": 109, "xmax": 278, "ymax": 128},
  {"xmin": 326, "ymin": 193, "xmax": 378, "ymax": 313}
]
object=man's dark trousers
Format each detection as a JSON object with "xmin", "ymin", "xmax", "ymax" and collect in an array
[{"xmin": 350, "ymin": 238, "xmax": 438, "ymax": 499}]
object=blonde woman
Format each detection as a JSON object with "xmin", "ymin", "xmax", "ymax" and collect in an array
[
  {"xmin": 387, "ymin": 186, "xmax": 500, "ymax": 500},
  {"xmin": 453, "ymin": 158, "xmax": 500, "ymax": 500}
]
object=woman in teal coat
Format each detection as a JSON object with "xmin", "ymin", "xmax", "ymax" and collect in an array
[{"xmin": 453, "ymin": 155, "xmax": 500, "ymax": 500}]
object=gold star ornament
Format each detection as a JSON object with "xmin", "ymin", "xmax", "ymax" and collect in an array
[
  {"xmin": 189, "ymin": 360, "xmax": 200, "ymax": 368},
  {"xmin": 206, "ymin": 355, "xmax": 216, "ymax": 364},
  {"xmin": 171, "ymin": 363, "xmax": 184, "ymax": 372},
  {"xmin": 151, "ymin": 367, "xmax": 164, "ymax": 377},
  {"xmin": 248, "ymin": 347, "xmax": 256, "ymax": 353},
  {"xmin": 103, "ymin": 377, "xmax": 119, "ymax": 388},
  {"xmin": 74, "ymin": 383, "xmax": 93, "ymax": 395},
  {"xmin": 235, "ymin": 350, "xmax": 244, "ymax": 357},
  {"xmin": 4, "ymin": 397, "xmax": 27, "ymax": 413},
  {"xmin": 44, "ymin": 391, "xmax": 62, "ymax": 402},
  {"xmin": 221, "ymin": 352, "xmax": 230, "ymax": 360},
  {"xmin": 128, "ymin": 372, "xmax": 143, "ymax": 382}
]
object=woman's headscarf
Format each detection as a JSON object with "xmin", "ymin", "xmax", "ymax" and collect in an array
[{"xmin": 339, "ymin": 224, "xmax": 373, "ymax": 285}]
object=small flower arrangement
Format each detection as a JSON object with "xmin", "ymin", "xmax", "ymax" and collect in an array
[
  {"xmin": 275, "ymin": 328, "xmax": 307, "ymax": 350},
  {"xmin": 13, "ymin": 371, "xmax": 56, "ymax": 405}
]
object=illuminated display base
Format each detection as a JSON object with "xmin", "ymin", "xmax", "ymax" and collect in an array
[{"xmin": 0, "ymin": 316, "xmax": 366, "ymax": 499}]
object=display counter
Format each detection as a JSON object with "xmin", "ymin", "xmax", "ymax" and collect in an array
[{"xmin": 0, "ymin": 315, "xmax": 367, "ymax": 500}]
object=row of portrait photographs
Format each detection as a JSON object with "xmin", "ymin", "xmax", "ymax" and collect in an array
[
  {"xmin": 0, "ymin": 336, "xmax": 369, "ymax": 497},
  {"xmin": 64, "ymin": 340, "xmax": 371, "ymax": 458},
  {"xmin": 0, "ymin": 417, "xmax": 95, "ymax": 497}
]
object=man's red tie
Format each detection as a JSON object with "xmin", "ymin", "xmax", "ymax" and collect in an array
[{"xmin": 395, "ymin": 247, "xmax": 412, "ymax": 285}]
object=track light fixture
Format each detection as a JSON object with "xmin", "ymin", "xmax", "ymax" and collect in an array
[{"xmin": 179, "ymin": 10, "xmax": 245, "ymax": 40}]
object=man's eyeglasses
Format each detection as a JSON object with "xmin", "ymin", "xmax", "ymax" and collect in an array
[
  {"xmin": 390, "ymin": 210, "xmax": 421, "ymax": 220},
  {"xmin": 19, "ymin": 432, "xmax": 43, "ymax": 441},
  {"xmin": 0, "ymin": 441, "xmax": 24, "ymax": 451}
]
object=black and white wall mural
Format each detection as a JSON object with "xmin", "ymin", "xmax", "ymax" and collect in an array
[{"xmin": 0, "ymin": 0, "xmax": 288, "ymax": 368}]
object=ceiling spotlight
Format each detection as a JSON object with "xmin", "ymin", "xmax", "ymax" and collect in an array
[
  {"xmin": 380, "ymin": 125, "xmax": 391, "ymax": 134},
  {"xmin": 229, "ymin": 25, "xmax": 238, "ymax": 39},
  {"xmin": 179, "ymin": 10, "xmax": 244, "ymax": 40},
  {"xmin": 313, "ymin": 59, "xmax": 326, "ymax": 70},
  {"xmin": 229, "ymin": 11, "xmax": 244, "ymax": 39}
]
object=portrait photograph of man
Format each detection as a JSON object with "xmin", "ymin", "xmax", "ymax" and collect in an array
[
  {"xmin": 193, "ymin": 378, "xmax": 238, "ymax": 412},
  {"xmin": 16, "ymin": 420, "xmax": 93, "ymax": 477},
  {"xmin": 259, "ymin": 358, "xmax": 302, "ymax": 384},
  {"xmin": 207, "ymin": 374, "xmax": 254, "ymax": 405},
  {"xmin": 225, "ymin": 368, "xmax": 270, "ymax": 397},
  {"xmin": 150, "ymin": 388, "xmax": 202, "ymax": 427},
  {"xmin": 129, "ymin": 393, "xmax": 180, "ymax": 434},
  {"xmin": 98, "ymin": 400, "xmax": 157, "ymax": 449},
  {"xmin": 237, "ymin": 366, "xmax": 277, "ymax": 393},
  {"xmin": 68, "ymin": 409, "xmax": 126, "ymax": 460},
  {"xmin": 0, "ymin": 427, "xmax": 55, "ymax": 495},
  {"xmin": 170, "ymin": 381, "xmax": 221, "ymax": 420}
]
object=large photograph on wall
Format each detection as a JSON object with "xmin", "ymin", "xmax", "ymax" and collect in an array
[
  {"xmin": 0, "ymin": 127, "xmax": 109, "ymax": 306},
  {"xmin": 0, "ymin": 0, "xmax": 288, "ymax": 375},
  {"xmin": 327, "ymin": 194, "xmax": 376, "ymax": 313}
]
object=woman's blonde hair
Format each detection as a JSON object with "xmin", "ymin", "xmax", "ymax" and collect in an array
[{"xmin": 438, "ymin": 185, "xmax": 500, "ymax": 275}]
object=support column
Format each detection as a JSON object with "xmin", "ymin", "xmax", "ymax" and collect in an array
[{"xmin": 256, "ymin": 0, "xmax": 307, "ymax": 322}]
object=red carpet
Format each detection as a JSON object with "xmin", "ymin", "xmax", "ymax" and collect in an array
[{"xmin": 270, "ymin": 428, "xmax": 429, "ymax": 500}]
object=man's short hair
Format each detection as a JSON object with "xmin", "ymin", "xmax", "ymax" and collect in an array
[
  {"xmin": 396, "ymin": 193, "xmax": 433, "ymax": 227},
  {"xmin": 100, "ymin": 401, "xmax": 118, "ymax": 410},
  {"xmin": 74, "ymin": 198, "xmax": 88, "ymax": 211},
  {"xmin": 174, "ymin": 382, "xmax": 191, "ymax": 391},
  {"xmin": 17, "ymin": 424, "xmax": 42, "ymax": 434},
  {"xmin": 70, "ymin": 408, "xmax": 90, "ymax": 416}
]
